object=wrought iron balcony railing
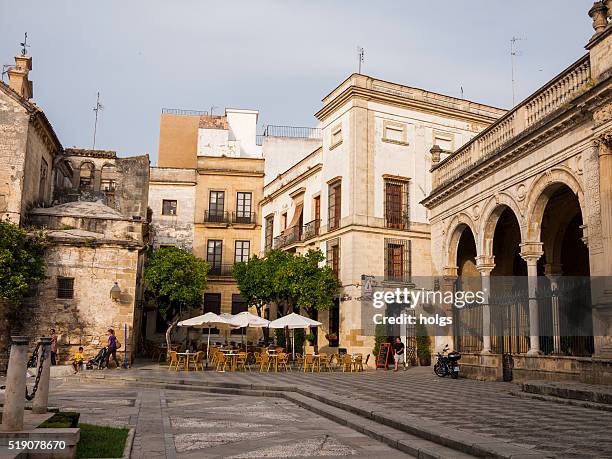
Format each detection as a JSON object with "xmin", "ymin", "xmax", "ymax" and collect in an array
[
  {"xmin": 303, "ymin": 219, "xmax": 320, "ymax": 241},
  {"xmin": 204, "ymin": 211, "xmax": 229, "ymax": 223},
  {"xmin": 232, "ymin": 212, "xmax": 257, "ymax": 225},
  {"xmin": 208, "ymin": 263, "xmax": 235, "ymax": 276}
]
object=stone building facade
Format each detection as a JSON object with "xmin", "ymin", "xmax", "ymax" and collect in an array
[
  {"xmin": 0, "ymin": 49, "xmax": 150, "ymax": 370},
  {"xmin": 261, "ymin": 74, "xmax": 505, "ymax": 357},
  {"xmin": 147, "ymin": 109, "xmax": 263, "ymax": 343},
  {"xmin": 421, "ymin": 3, "xmax": 612, "ymax": 384}
]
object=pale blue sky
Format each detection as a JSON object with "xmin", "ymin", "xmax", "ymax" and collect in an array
[{"xmin": 0, "ymin": 1, "xmax": 594, "ymax": 164}]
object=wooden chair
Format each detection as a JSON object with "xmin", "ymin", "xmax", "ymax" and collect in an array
[
  {"xmin": 329, "ymin": 353, "xmax": 340, "ymax": 371},
  {"xmin": 295, "ymin": 353, "xmax": 304, "ymax": 370},
  {"xmin": 192, "ymin": 351, "xmax": 204, "ymax": 371},
  {"xmin": 353, "ymin": 354, "xmax": 364, "ymax": 372},
  {"xmin": 303, "ymin": 354, "xmax": 315, "ymax": 372},
  {"xmin": 318, "ymin": 353, "xmax": 330, "ymax": 372},
  {"xmin": 341, "ymin": 354, "xmax": 353, "ymax": 372},
  {"xmin": 215, "ymin": 352, "xmax": 228, "ymax": 372},
  {"xmin": 277, "ymin": 352, "xmax": 291, "ymax": 372},
  {"xmin": 259, "ymin": 353, "xmax": 271, "ymax": 372},
  {"xmin": 236, "ymin": 352, "xmax": 250, "ymax": 372},
  {"xmin": 168, "ymin": 351, "xmax": 181, "ymax": 371}
]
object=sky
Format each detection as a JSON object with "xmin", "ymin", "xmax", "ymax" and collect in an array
[{"xmin": 0, "ymin": 1, "xmax": 594, "ymax": 165}]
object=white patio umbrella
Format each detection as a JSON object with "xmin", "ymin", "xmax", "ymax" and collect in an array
[
  {"xmin": 268, "ymin": 313, "xmax": 323, "ymax": 359},
  {"xmin": 177, "ymin": 312, "xmax": 236, "ymax": 364},
  {"xmin": 221, "ymin": 312, "xmax": 270, "ymax": 349}
]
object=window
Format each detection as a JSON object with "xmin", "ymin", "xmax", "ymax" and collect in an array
[
  {"xmin": 208, "ymin": 191, "xmax": 225, "ymax": 221},
  {"xmin": 162, "ymin": 199, "xmax": 177, "ymax": 216},
  {"xmin": 57, "ymin": 277, "xmax": 74, "ymax": 299},
  {"xmin": 328, "ymin": 181, "xmax": 342, "ymax": 231},
  {"xmin": 39, "ymin": 158, "xmax": 48, "ymax": 201},
  {"xmin": 281, "ymin": 212, "xmax": 287, "ymax": 231},
  {"xmin": 100, "ymin": 164, "xmax": 118, "ymax": 192},
  {"xmin": 331, "ymin": 125, "xmax": 342, "ymax": 149},
  {"xmin": 231, "ymin": 294, "xmax": 248, "ymax": 315},
  {"xmin": 203, "ymin": 293, "xmax": 222, "ymax": 333},
  {"xmin": 384, "ymin": 179, "xmax": 409, "ymax": 229},
  {"xmin": 384, "ymin": 239, "xmax": 411, "ymax": 282},
  {"xmin": 313, "ymin": 195, "xmax": 321, "ymax": 235},
  {"xmin": 236, "ymin": 192, "xmax": 253, "ymax": 223},
  {"xmin": 326, "ymin": 238, "xmax": 340, "ymax": 278},
  {"xmin": 235, "ymin": 240, "xmax": 250, "ymax": 263},
  {"xmin": 433, "ymin": 132, "xmax": 454, "ymax": 151},
  {"xmin": 329, "ymin": 298, "xmax": 340, "ymax": 347},
  {"xmin": 79, "ymin": 163, "xmax": 94, "ymax": 190},
  {"xmin": 265, "ymin": 216, "xmax": 274, "ymax": 252},
  {"xmin": 207, "ymin": 240, "xmax": 223, "ymax": 274}
]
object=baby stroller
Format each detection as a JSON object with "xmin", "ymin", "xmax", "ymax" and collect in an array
[{"xmin": 87, "ymin": 346, "xmax": 109, "ymax": 370}]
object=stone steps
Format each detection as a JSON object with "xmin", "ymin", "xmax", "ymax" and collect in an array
[
  {"xmin": 509, "ymin": 389, "xmax": 612, "ymax": 412},
  {"xmin": 521, "ymin": 380, "xmax": 612, "ymax": 405},
  {"xmin": 66, "ymin": 372, "xmax": 546, "ymax": 458}
]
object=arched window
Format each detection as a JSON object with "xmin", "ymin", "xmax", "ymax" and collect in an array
[
  {"xmin": 100, "ymin": 164, "xmax": 118, "ymax": 192},
  {"xmin": 79, "ymin": 162, "xmax": 95, "ymax": 191}
]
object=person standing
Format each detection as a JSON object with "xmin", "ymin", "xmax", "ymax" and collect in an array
[
  {"xmin": 105, "ymin": 329, "xmax": 120, "ymax": 369},
  {"xmin": 393, "ymin": 337, "xmax": 405, "ymax": 372},
  {"xmin": 50, "ymin": 329, "xmax": 58, "ymax": 365}
]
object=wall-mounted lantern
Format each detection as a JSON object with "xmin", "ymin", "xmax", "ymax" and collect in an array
[{"xmin": 110, "ymin": 282, "xmax": 122, "ymax": 302}]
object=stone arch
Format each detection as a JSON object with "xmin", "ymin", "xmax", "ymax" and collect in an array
[
  {"xmin": 525, "ymin": 167, "xmax": 586, "ymax": 243},
  {"xmin": 477, "ymin": 192, "xmax": 525, "ymax": 258},
  {"xmin": 444, "ymin": 212, "xmax": 478, "ymax": 269},
  {"xmin": 78, "ymin": 161, "xmax": 95, "ymax": 190},
  {"xmin": 100, "ymin": 163, "xmax": 118, "ymax": 192}
]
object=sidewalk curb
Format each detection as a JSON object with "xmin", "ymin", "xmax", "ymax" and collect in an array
[{"xmin": 122, "ymin": 427, "xmax": 135, "ymax": 459}]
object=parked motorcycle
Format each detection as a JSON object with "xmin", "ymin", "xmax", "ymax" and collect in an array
[{"xmin": 433, "ymin": 345, "xmax": 461, "ymax": 379}]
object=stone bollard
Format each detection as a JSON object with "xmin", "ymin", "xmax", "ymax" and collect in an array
[
  {"xmin": 1, "ymin": 336, "xmax": 30, "ymax": 432},
  {"xmin": 32, "ymin": 337, "xmax": 52, "ymax": 414}
]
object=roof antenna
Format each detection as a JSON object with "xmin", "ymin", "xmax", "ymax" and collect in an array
[
  {"xmin": 92, "ymin": 91, "xmax": 104, "ymax": 150},
  {"xmin": 20, "ymin": 32, "xmax": 29, "ymax": 56},
  {"xmin": 510, "ymin": 36, "xmax": 523, "ymax": 107},
  {"xmin": 357, "ymin": 46, "xmax": 364, "ymax": 74},
  {"xmin": 460, "ymin": 86, "xmax": 464, "ymax": 99}
]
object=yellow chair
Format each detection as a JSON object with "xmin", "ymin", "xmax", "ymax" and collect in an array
[
  {"xmin": 277, "ymin": 352, "xmax": 291, "ymax": 372},
  {"xmin": 168, "ymin": 351, "xmax": 182, "ymax": 371},
  {"xmin": 295, "ymin": 353, "xmax": 304, "ymax": 370},
  {"xmin": 191, "ymin": 351, "xmax": 204, "ymax": 371},
  {"xmin": 216, "ymin": 353, "xmax": 228, "ymax": 372},
  {"xmin": 236, "ymin": 352, "xmax": 250, "ymax": 372},
  {"xmin": 353, "ymin": 354, "xmax": 364, "ymax": 372},
  {"xmin": 341, "ymin": 354, "xmax": 353, "ymax": 372},
  {"xmin": 303, "ymin": 354, "xmax": 315, "ymax": 372},
  {"xmin": 318, "ymin": 353, "xmax": 330, "ymax": 372},
  {"xmin": 259, "ymin": 353, "xmax": 271, "ymax": 372}
]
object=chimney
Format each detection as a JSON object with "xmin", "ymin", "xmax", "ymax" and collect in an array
[{"xmin": 7, "ymin": 54, "xmax": 33, "ymax": 99}]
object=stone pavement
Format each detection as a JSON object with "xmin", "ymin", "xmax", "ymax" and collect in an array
[
  {"xmin": 66, "ymin": 363, "xmax": 612, "ymax": 458},
  {"xmin": 45, "ymin": 379, "xmax": 409, "ymax": 458}
]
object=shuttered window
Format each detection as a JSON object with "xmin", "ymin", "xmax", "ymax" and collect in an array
[
  {"xmin": 328, "ymin": 181, "xmax": 341, "ymax": 230},
  {"xmin": 384, "ymin": 239, "xmax": 411, "ymax": 282},
  {"xmin": 384, "ymin": 179, "xmax": 409, "ymax": 229}
]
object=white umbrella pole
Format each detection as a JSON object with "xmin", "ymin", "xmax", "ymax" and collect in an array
[
  {"xmin": 292, "ymin": 329, "xmax": 295, "ymax": 361},
  {"xmin": 206, "ymin": 328, "xmax": 211, "ymax": 369}
]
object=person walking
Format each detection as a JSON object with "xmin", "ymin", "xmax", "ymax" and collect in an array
[
  {"xmin": 105, "ymin": 329, "xmax": 121, "ymax": 369},
  {"xmin": 393, "ymin": 337, "xmax": 405, "ymax": 372},
  {"xmin": 50, "ymin": 329, "xmax": 58, "ymax": 365}
]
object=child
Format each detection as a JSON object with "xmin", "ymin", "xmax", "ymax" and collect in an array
[{"xmin": 72, "ymin": 346, "xmax": 85, "ymax": 374}]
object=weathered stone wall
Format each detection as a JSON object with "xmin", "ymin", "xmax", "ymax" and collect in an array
[
  {"xmin": 0, "ymin": 90, "xmax": 29, "ymax": 223},
  {"xmin": 25, "ymin": 242, "xmax": 141, "ymax": 365}
]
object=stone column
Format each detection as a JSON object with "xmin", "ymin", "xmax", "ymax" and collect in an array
[
  {"xmin": 520, "ymin": 242, "xmax": 544, "ymax": 356},
  {"xmin": 32, "ymin": 337, "xmax": 52, "ymax": 414},
  {"xmin": 442, "ymin": 267, "xmax": 458, "ymax": 350},
  {"xmin": 1, "ymin": 336, "xmax": 30, "ymax": 432},
  {"xmin": 544, "ymin": 264, "xmax": 563, "ymax": 355},
  {"xmin": 476, "ymin": 256, "xmax": 495, "ymax": 354}
]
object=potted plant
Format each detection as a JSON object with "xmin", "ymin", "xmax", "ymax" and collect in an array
[
  {"xmin": 325, "ymin": 333, "xmax": 338, "ymax": 345},
  {"xmin": 304, "ymin": 332, "xmax": 316, "ymax": 354},
  {"xmin": 416, "ymin": 324, "xmax": 431, "ymax": 366},
  {"xmin": 304, "ymin": 332, "xmax": 316, "ymax": 345}
]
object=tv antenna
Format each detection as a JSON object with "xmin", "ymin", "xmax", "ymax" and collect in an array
[
  {"xmin": 510, "ymin": 36, "xmax": 523, "ymax": 106},
  {"xmin": 92, "ymin": 92, "xmax": 104, "ymax": 149},
  {"xmin": 20, "ymin": 32, "xmax": 29, "ymax": 56},
  {"xmin": 357, "ymin": 46, "xmax": 364, "ymax": 74}
]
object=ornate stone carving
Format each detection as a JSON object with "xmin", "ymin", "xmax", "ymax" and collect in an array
[
  {"xmin": 472, "ymin": 205, "xmax": 480, "ymax": 220},
  {"xmin": 516, "ymin": 183, "xmax": 526, "ymax": 201},
  {"xmin": 589, "ymin": 1, "xmax": 608, "ymax": 33},
  {"xmin": 593, "ymin": 103, "xmax": 612, "ymax": 127}
]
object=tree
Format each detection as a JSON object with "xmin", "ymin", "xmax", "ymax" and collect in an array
[
  {"xmin": 144, "ymin": 247, "xmax": 209, "ymax": 353},
  {"xmin": 0, "ymin": 220, "xmax": 46, "ymax": 305},
  {"xmin": 235, "ymin": 249, "xmax": 340, "ymax": 318}
]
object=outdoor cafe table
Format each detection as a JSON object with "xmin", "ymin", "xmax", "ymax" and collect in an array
[
  {"xmin": 266, "ymin": 350, "xmax": 279, "ymax": 372},
  {"xmin": 176, "ymin": 352, "xmax": 193, "ymax": 371},
  {"xmin": 220, "ymin": 350, "xmax": 239, "ymax": 371}
]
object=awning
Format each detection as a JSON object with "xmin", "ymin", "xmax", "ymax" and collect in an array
[{"xmin": 286, "ymin": 202, "xmax": 303, "ymax": 230}]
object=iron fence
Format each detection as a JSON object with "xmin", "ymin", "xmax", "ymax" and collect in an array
[{"xmin": 204, "ymin": 211, "xmax": 229, "ymax": 223}]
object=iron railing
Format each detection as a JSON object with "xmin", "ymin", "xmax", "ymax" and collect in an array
[
  {"xmin": 262, "ymin": 125, "xmax": 322, "ymax": 139},
  {"xmin": 204, "ymin": 211, "xmax": 229, "ymax": 223},
  {"xmin": 208, "ymin": 263, "xmax": 234, "ymax": 277},
  {"xmin": 303, "ymin": 219, "xmax": 320, "ymax": 241},
  {"xmin": 232, "ymin": 212, "xmax": 257, "ymax": 225},
  {"xmin": 161, "ymin": 108, "xmax": 209, "ymax": 116}
]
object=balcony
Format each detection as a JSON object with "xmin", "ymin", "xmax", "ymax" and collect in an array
[
  {"xmin": 208, "ymin": 263, "xmax": 235, "ymax": 277},
  {"xmin": 303, "ymin": 219, "xmax": 320, "ymax": 241},
  {"xmin": 232, "ymin": 212, "xmax": 257, "ymax": 225},
  {"xmin": 429, "ymin": 55, "xmax": 591, "ymax": 193},
  {"xmin": 204, "ymin": 211, "xmax": 229, "ymax": 224}
]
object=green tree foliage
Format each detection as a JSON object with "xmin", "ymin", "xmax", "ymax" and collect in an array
[
  {"xmin": 416, "ymin": 323, "xmax": 431, "ymax": 361},
  {"xmin": 234, "ymin": 249, "xmax": 340, "ymax": 318},
  {"xmin": 0, "ymin": 220, "xmax": 46, "ymax": 305},
  {"xmin": 372, "ymin": 323, "xmax": 388, "ymax": 358},
  {"xmin": 144, "ymin": 247, "xmax": 209, "ymax": 317}
]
